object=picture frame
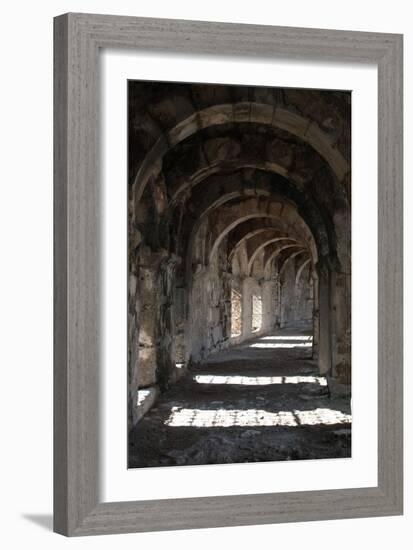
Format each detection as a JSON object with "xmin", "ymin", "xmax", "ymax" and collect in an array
[{"xmin": 53, "ymin": 12, "xmax": 403, "ymax": 536}]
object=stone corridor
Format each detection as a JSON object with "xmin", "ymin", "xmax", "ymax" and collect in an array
[
  {"xmin": 127, "ymin": 82, "xmax": 352, "ymax": 464},
  {"xmin": 128, "ymin": 327, "xmax": 351, "ymax": 468}
]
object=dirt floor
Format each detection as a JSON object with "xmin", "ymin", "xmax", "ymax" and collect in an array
[{"xmin": 128, "ymin": 328, "xmax": 351, "ymax": 468}]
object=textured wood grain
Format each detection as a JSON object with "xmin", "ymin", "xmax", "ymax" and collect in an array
[
  {"xmin": 53, "ymin": 13, "xmax": 403, "ymax": 536},
  {"xmin": 54, "ymin": 14, "xmax": 69, "ymax": 536},
  {"xmin": 377, "ymin": 31, "xmax": 403, "ymax": 508}
]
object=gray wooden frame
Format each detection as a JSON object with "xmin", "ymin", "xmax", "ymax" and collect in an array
[{"xmin": 54, "ymin": 12, "xmax": 403, "ymax": 536}]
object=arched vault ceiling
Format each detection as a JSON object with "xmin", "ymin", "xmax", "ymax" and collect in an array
[
  {"xmin": 247, "ymin": 235, "xmax": 301, "ymax": 275},
  {"xmin": 296, "ymin": 258, "xmax": 312, "ymax": 285},
  {"xmin": 226, "ymin": 220, "xmax": 301, "ymax": 261},
  {"xmin": 184, "ymin": 195, "xmax": 318, "ymax": 276},
  {"xmin": 279, "ymin": 250, "xmax": 308, "ymax": 278},
  {"xmin": 234, "ymin": 228, "xmax": 300, "ymax": 259},
  {"xmin": 159, "ymin": 123, "xmax": 348, "ymax": 211},
  {"xmin": 169, "ymin": 170, "xmax": 329, "ymax": 260},
  {"xmin": 263, "ymin": 243, "xmax": 307, "ymax": 275},
  {"xmin": 131, "ymin": 102, "xmax": 350, "ymax": 207},
  {"xmin": 129, "ymin": 83, "xmax": 351, "ymax": 273},
  {"xmin": 129, "ymin": 82, "xmax": 351, "ymax": 146}
]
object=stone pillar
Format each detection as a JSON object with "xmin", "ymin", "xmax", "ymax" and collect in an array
[
  {"xmin": 173, "ymin": 281, "xmax": 187, "ymax": 363},
  {"xmin": 331, "ymin": 208, "xmax": 351, "ymax": 384},
  {"xmin": 132, "ymin": 245, "xmax": 177, "ymax": 392},
  {"xmin": 274, "ymin": 279, "xmax": 281, "ymax": 329},
  {"xmin": 156, "ymin": 256, "xmax": 180, "ymax": 390},
  {"xmin": 241, "ymin": 276, "xmax": 254, "ymax": 340},
  {"xmin": 331, "ymin": 271, "xmax": 351, "ymax": 383},
  {"xmin": 128, "ymin": 270, "xmax": 140, "ymax": 429},
  {"xmin": 294, "ymin": 271, "xmax": 313, "ymax": 326},
  {"xmin": 136, "ymin": 251, "xmax": 162, "ymax": 389},
  {"xmin": 128, "ymin": 230, "xmax": 142, "ymax": 430},
  {"xmin": 312, "ymin": 271, "xmax": 320, "ymax": 360},
  {"xmin": 317, "ymin": 258, "xmax": 332, "ymax": 375},
  {"xmin": 262, "ymin": 279, "xmax": 277, "ymax": 332},
  {"xmin": 127, "ymin": 245, "xmax": 167, "ymax": 427}
]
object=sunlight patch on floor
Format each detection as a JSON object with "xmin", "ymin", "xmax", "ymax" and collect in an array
[
  {"xmin": 193, "ymin": 374, "xmax": 327, "ymax": 386},
  {"xmin": 165, "ymin": 407, "xmax": 351, "ymax": 428},
  {"xmin": 260, "ymin": 335, "xmax": 313, "ymax": 341},
  {"xmin": 250, "ymin": 342, "xmax": 312, "ymax": 348}
]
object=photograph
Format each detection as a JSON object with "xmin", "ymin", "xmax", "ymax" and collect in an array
[{"xmin": 127, "ymin": 81, "xmax": 352, "ymax": 468}]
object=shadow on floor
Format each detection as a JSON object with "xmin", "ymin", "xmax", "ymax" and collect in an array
[
  {"xmin": 129, "ymin": 327, "xmax": 352, "ymax": 468},
  {"xmin": 22, "ymin": 514, "xmax": 53, "ymax": 531}
]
